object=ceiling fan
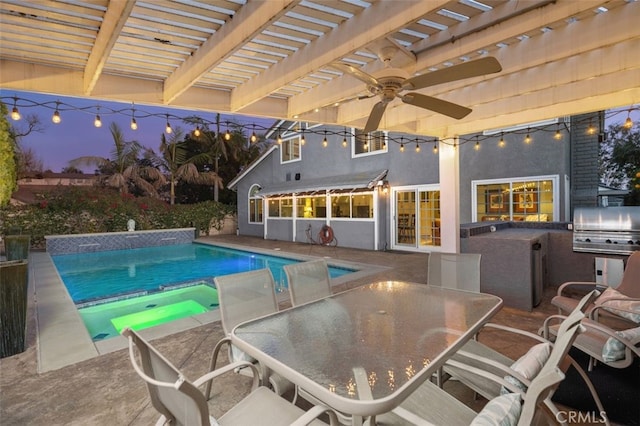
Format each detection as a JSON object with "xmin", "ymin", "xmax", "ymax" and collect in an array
[{"xmin": 331, "ymin": 49, "xmax": 502, "ymax": 133}]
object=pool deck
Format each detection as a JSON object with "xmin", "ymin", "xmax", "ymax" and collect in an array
[{"xmin": 0, "ymin": 235, "xmax": 615, "ymax": 425}]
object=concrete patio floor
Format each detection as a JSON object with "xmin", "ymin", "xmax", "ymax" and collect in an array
[{"xmin": 0, "ymin": 235, "xmax": 616, "ymax": 425}]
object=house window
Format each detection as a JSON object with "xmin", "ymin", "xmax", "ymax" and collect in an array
[
  {"xmin": 296, "ymin": 196, "xmax": 326, "ymax": 218},
  {"xmin": 248, "ymin": 184, "xmax": 263, "ymax": 223},
  {"xmin": 281, "ymin": 137, "xmax": 301, "ymax": 163},
  {"xmin": 330, "ymin": 191, "xmax": 373, "ymax": 218},
  {"xmin": 353, "ymin": 129, "xmax": 387, "ymax": 156},
  {"xmin": 268, "ymin": 197, "xmax": 293, "ymax": 218},
  {"xmin": 474, "ymin": 176, "xmax": 558, "ymax": 222}
]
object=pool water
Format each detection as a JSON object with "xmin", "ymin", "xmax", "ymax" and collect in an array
[
  {"xmin": 52, "ymin": 243, "xmax": 355, "ymax": 341},
  {"xmin": 52, "ymin": 243, "xmax": 353, "ymax": 304}
]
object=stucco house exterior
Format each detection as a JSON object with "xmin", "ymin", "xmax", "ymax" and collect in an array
[{"xmin": 228, "ymin": 112, "xmax": 601, "ymax": 253}]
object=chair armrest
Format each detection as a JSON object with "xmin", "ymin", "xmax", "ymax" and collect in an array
[
  {"xmin": 290, "ymin": 404, "xmax": 340, "ymax": 426},
  {"xmin": 446, "ymin": 358, "xmax": 528, "ymax": 394},
  {"xmin": 556, "ymin": 281, "xmax": 604, "ymax": 297},
  {"xmin": 195, "ymin": 360, "xmax": 261, "ymax": 396},
  {"xmin": 450, "ymin": 351, "xmax": 531, "ymax": 390},
  {"xmin": 479, "ymin": 322, "xmax": 549, "ymax": 344},
  {"xmin": 580, "ymin": 320, "xmax": 640, "ymax": 354}
]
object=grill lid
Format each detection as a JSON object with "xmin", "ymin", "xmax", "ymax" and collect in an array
[{"xmin": 573, "ymin": 207, "xmax": 640, "ymax": 254}]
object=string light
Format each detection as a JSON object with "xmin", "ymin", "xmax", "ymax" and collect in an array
[
  {"xmin": 322, "ymin": 131, "xmax": 328, "ymax": 147},
  {"xmin": 94, "ymin": 107, "xmax": 102, "ymax": 128},
  {"xmin": 3, "ymin": 95, "xmax": 636, "ymax": 149},
  {"xmin": 624, "ymin": 110, "xmax": 633, "ymax": 128},
  {"xmin": 250, "ymin": 125, "xmax": 257, "ymax": 143},
  {"xmin": 300, "ymin": 130, "xmax": 305, "ymax": 145},
  {"xmin": 498, "ymin": 132, "xmax": 505, "ymax": 147},
  {"xmin": 130, "ymin": 108, "xmax": 138, "ymax": 130},
  {"xmin": 415, "ymin": 140, "xmax": 421, "ymax": 153},
  {"xmin": 277, "ymin": 132, "xmax": 282, "ymax": 144},
  {"xmin": 165, "ymin": 114, "xmax": 172, "ymax": 134},
  {"xmin": 474, "ymin": 136, "xmax": 480, "ymax": 151},
  {"xmin": 432, "ymin": 139, "xmax": 438, "ymax": 154},
  {"xmin": 399, "ymin": 137, "xmax": 405, "ymax": 152},
  {"xmin": 11, "ymin": 97, "xmax": 21, "ymax": 121},
  {"xmin": 193, "ymin": 126, "xmax": 200, "ymax": 137},
  {"xmin": 51, "ymin": 101, "xmax": 61, "ymax": 124}
]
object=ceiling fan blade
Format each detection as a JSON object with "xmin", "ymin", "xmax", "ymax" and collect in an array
[
  {"xmin": 402, "ymin": 57, "xmax": 502, "ymax": 90},
  {"xmin": 401, "ymin": 93, "xmax": 472, "ymax": 119},
  {"xmin": 363, "ymin": 102, "xmax": 387, "ymax": 133},
  {"xmin": 330, "ymin": 62, "xmax": 382, "ymax": 89}
]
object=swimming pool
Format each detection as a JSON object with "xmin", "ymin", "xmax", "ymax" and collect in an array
[{"xmin": 51, "ymin": 243, "xmax": 355, "ymax": 340}]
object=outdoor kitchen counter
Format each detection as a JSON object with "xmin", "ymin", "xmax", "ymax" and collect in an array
[{"xmin": 461, "ymin": 227, "xmax": 550, "ymax": 311}]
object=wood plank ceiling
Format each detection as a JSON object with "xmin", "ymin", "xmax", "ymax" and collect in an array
[{"xmin": 1, "ymin": 0, "xmax": 638, "ymax": 138}]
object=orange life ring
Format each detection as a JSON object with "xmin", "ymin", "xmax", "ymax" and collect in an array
[{"xmin": 319, "ymin": 225, "xmax": 334, "ymax": 245}]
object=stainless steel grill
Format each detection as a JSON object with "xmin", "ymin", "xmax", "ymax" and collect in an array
[{"xmin": 573, "ymin": 207, "xmax": 640, "ymax": 254}]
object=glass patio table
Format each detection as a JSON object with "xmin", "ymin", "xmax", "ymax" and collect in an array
[{"xmin": 231, "ymin": 281, "xmax": 503, "ymax": 423}]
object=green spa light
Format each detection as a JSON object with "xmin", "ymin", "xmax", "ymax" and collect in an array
[
  {"xmin": 111, "ymin": 300, "xmax": 208, "ymax": 334},
  {"xmin": 78, "ymin": 284, "xmax": 219, "ymax": 340}
]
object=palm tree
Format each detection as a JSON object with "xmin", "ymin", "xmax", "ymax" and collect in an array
[
  {"xmin": 69, "ymin": 122, "xmax": 165, "ymax": 196},
  {"xmin": 158, "ymin": 127, "xmax": 222, "ymax": 205}
]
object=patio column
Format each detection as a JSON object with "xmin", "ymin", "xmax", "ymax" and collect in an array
[{"xmin": 438, "ymin": 139, "xmax": 460, "ymax": 253}]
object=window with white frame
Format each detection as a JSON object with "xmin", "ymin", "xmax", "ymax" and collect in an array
[
  {"xmin": 248, "ymin": 184, "xmax": 263, "ymax": 223},
  {"xmin": 473, "ymin": 176, "xmax": 558, "ymax": 223},
  {"xmin": 281, "ymin": 136, "xmax": 301, "ymax": 163},
  {"xmin": 353, "ymin": 129, "xmax": 387, "ymax": 156},
  {"xmin": 330, "ymin": 190, "xmax": 374, "ymax": 218},
  {"xmin": 267, "ymin": 197, "xmax": 293, "ymax": 218}
]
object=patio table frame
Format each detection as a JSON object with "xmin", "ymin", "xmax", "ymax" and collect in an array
[{"xmin": 231, "ymin": 281, "xmax": 503, "ymax": 424}]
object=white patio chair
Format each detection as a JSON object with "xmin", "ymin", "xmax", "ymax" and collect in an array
[
  {"xmin": 427, "ymin": 252, "xmax": 481, "ymax": 293},
  {"xmin": 552, "ymin": 251, "xmax": 640, "ymax": 329},
  {"xmin": 542, "ymin": 315, "xmax": 640, "ymax": 372},
  {"xmin": 370, "ymin": 316, "xmax": 591, "ymax": 426},
  {"xmin": 122, "ymin": 327, "xmax": 339, "ymax": 426},
  {"xmin": 284, "ymin": 259, "xmax": 332, "ymax": 306},
  {"xmin": 204, "ymin": 269, "xmax": 292, "ymax": 399}
]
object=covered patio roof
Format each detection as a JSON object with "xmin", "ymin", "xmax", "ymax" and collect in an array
[
  {"xmin": 1, "ymin": 0, "xmax": 638, "ymax": 139},
  {"xmin": 256, "ymin": 169, "xmax": 388, "ymax": 197}
]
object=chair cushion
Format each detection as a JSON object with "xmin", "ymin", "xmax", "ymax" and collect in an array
[
  {"xmin": 471, "ymin": 393, "xmax": 522, "ymax": 426},
  {"xmin": 602, "ymin": 326, "xmax": 640, "ymax": 362},
  {"xmin": 500, "ymin": 342, "xmax": 551, "ymax": 395},
  {"xmin": 595, "ymin": 287, "xmax": 640, "ymax": 324}
]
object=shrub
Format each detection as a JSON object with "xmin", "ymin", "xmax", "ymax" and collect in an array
[{"xmin": 0, "ymin": 187, "xmax": 236, "ymax": 248}]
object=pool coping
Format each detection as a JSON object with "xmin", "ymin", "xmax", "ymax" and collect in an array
[{"xmin": 34, "ymin": 240, "xmax": 389, "ymax": 372}]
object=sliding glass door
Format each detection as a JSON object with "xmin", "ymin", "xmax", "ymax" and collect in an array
[{"xmin": 393, "ymin": 186, "xmax": 440, "ymax": 251}]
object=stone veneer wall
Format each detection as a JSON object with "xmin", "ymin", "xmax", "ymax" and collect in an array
[{"xmin": 45, "ymin": 228, "xmax": 196, "ymax": 255}]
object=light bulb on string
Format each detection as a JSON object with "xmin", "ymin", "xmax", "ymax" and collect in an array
[
  {"xmin": 130, "ymin": 107, "xmax": 137, "ymax": 130},
  {"xmin": 399, "ymin": 137, "xmax": 405, "ymax": 153},
  {"xmin": 498, "ymin": 133, "xmax": 505, "ymax": 147},
  {"xmin": 300, "ymin": 130, "xmax": 305, "ymax": 145},
  {"xmin": 94, "ymin": 107, "xmax": 102, "ymax": 128},
  {"xmin": 224, "ymin": 125, "xmax": 231, "ymax": 141},
  {"xmin": 415, "ymin": 141, "xmax": 421, "ymax": 153},
  {"xmin": 554, "ymin": 125, "xmax": 562, "ymax": 140},
  {"xmin": 322, "ymin": 131, "xmax": 328, "ymax": 147},
  {"xmin": 474, "ymin": 136, "xmax": 480, "ymax": 151},
  {"xmin": 51, "ymin": 102, "xmax": 61, "ymax": 124},
  {"xmin": 432, "ymin": 139, "xmax": 438, "ymax": 154},
  {"xmin": 10, "ymin": 97, "xmax": 20, "ymax": 121},
  {"xmin": 250, "ymin": 125, "xmax": 257, "ymax": 143},
  {"xmin": 624, "ymin": 110, "xmax": 633, "ymax": 129},
  {"xmin": 165, "ymin": 115, "xmax": 172, "ymax": 134},
  {"xmin": 524, "ymin": 128, "xmax": 531, "ymax": 144},
  {"xmin": 277, "ymin": 132, "xmax": 282, "ymax": 144},
  {"xmin": 342, "ymin": 128, "xmax": 348, "ymax": 147},
  {"xmin": 587, "ymin": 120, "xmax": 596, "ymax": 135},
  {"xmin": 193, "ymin": 126, "xmax": 200, "ymax": 137}
]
